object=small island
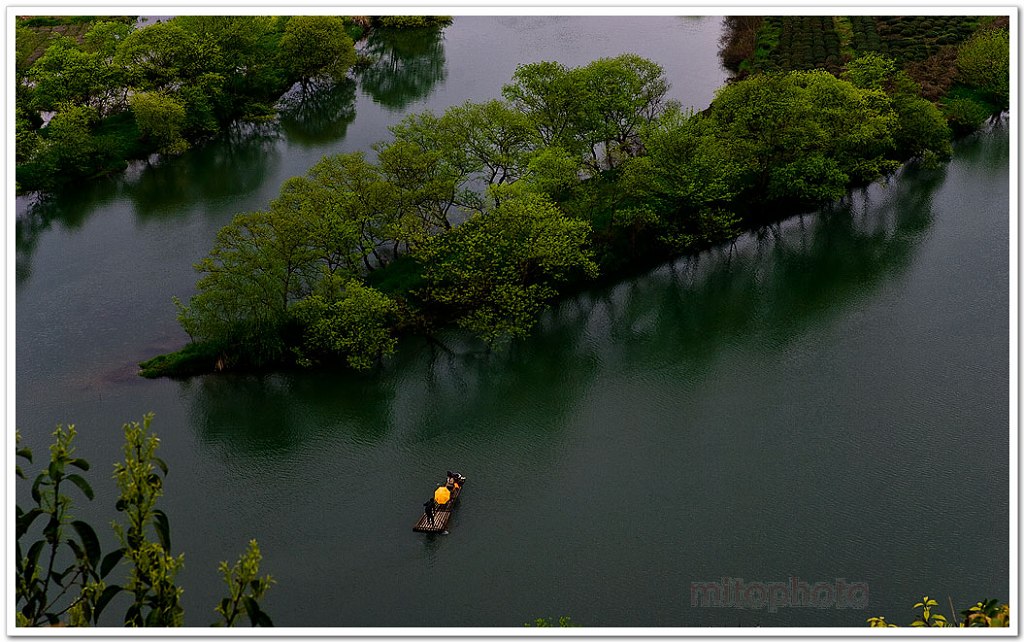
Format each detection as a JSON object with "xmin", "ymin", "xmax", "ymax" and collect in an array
[{"xmin": 137, "ymin": 16, "xmax": 1008, "ymax": 378}]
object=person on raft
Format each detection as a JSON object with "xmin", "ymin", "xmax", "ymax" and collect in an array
[
  {"xmin": 445, "ymin": 470, "xmax": 465, "ymax": 489},
  {"xmin": 423, "ymin": 499, "xmax": 435, "ymax": 526}
]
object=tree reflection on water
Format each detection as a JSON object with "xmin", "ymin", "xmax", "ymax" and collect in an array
[
  {"xmin": 277, "ymin": 78, "xmax": 358, "ymax": 147},
  {"xmin": 357, "ymin": 27, "xmax": 448, "ymax": 111}
]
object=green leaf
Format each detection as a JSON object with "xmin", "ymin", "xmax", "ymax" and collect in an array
[
  {"xmin": 124, "ymin": 603, "xmax": 141, "ymax": 626},
  {"xmin": 31, "ymin": 473, "xmax": 47, "ymax": 504},
  {"xmin": 17, "ymin": 508, "xmax": 45, "ymax": 539},
  {"xmin": 69, "ymin": 457, "xmax": 90, "ymax": 471},
  {"xmin": 115, "ymin": 498, "xmax": 127, "ymax": 512},
  {"xmin": 66, "ymin": 473, "xmax": 95, "ymax": 500},
  {"xmin": 48, "ymin": 458, "xmax": 64, "ymax": 481},
  {"xmin": 67, "ymin": 536, "xmax": 85, "ymax": 562},
  {"xmin": 17, "ymin": 447, "xmax": 33, "ymax": 462},
  {"xmin": 244, "ymin": 596, "xmax": 273, "ymax": 627},
  {"xmin": 42, "ymin": 516, "xmax": 60, "ymax": 543},
  {"xmin": 100, "ymin": 548, "xmax": 125, "ymax": 578},
  {"xmin": 71, "ymin": 520, "xmax": 101, "ymax": 571},
  {"xmin": 152, "ymin": 456, "xmax": 168, "ymax": 476},
  {"xmin": 153, "ymin": 509, "xmax": 171, "ymax": 552},
  {"xmin": 25, "ymin": 540, "xmax": 46, "ymax": 578}
]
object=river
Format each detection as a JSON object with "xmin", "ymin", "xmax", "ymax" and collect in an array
[{"xmin": 14, "ymin": 16, "xmax": 1009, "ymax": 627}]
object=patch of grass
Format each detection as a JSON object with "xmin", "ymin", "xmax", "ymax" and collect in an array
[
  {"xmin": 139, "ymin": 341, "xmax": 224, "ymax": 378},
  {"xmin": 945, "ymin": 84, "xmax": 999, "ymax": 112}
]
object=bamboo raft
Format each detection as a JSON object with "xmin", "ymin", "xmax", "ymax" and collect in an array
[{"xmin": 413, "ymin": 480, "xmax": 465, "ymax": 533}]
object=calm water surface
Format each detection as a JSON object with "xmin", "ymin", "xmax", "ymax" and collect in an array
[{"xmin": 14, "ymin": 17, "xmax": 1008, "ymax": 627}]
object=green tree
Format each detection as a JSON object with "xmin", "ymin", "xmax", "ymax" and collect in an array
[
  {"xmin": 81, "ymin": 21, "xmax": 133, "ymax": 115},
  {"xmin": 577, "ymin": 54, "xmax": 669, "ymax": 169},
  {"xmin": 416, "ymin": 191, "xmax": 598, "ymax": 344},
  {"xmin": 114, "ymin": 21, "xmax": 222, "ymax": 92},
  {"xmin": 843, "ymin": 54, "xmax": 951, "ymax": 163},
  {"xmin": 172, "ymin": 16, "xmax": 288, "ymax": 119},
  {"xmin": 707, "ymin": 70, "xmax": 902, "ymax": 202},
  {"xmin": 82, "ymin": 20, "xmax": 133, "ymax": 58},
  {"xmin": 15, "ymin": 106, "xmax": 41, "ymax": 165},
  {"xmin": 375, "ymin": 138, "xmax": 476, "ymax": 238},
  {"xmin": 129, "ymin": 91, "xmax": 188, "ymax": 154},
  {"xmin": 942, "ymin": 96, "xmax": 992, "ymax": 135},
  {"xmin": 439, "ymin": 99, "xmax": 537, "ymax": 186},
  {"xmin": 891, "ymin": 94, "xmax": 952, "ymax": 165},
  {"xmin": 957, "ymin": 28, "xmax": 1009, "ymax": 110},
  {"xmin": 291, "ymin": 279, "xmax": 398, "ymax": 370},
  {"xmin": 502, "ymin": 60, "xmax": 589, "ymax": 153},
  {"xmin": 278, "ymin": 16, "xmax": 356, "ymax": 92},
  {"xmin": 842, "ymin": 52, "xmax": 904, "ymax": 93},
  {"xmin": 640, "ymin": 105, "xmax": 746, "ymax": 215},
  {"xmin": 502, "ymin": 55, "xmax": 669, "ymax": 171},
  {"xmin": 302, "ymin": 152, "xmax": 404, "ymax": 271},
  {"xmin": 39, "ymin": 103, "xmax": 101, "ymax": 178},
  {"xmin": 178, "ymin": 206, "xmax": 320, "ymax": 365},
  {"xmin": 519, "ymin": 145, "xmax": 584, "ymax": 200},
  {"xmin": 29, "ymin": 37, "xmax": 105, "ymax": 113}
]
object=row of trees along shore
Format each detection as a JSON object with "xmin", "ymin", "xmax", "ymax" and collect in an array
[
  {"xmin": 142, "ymin": 15, "xmax": 1008, "ymax": 377},
  {"xmin": 14, "ymin": 15, "xmax": 452, "ymax": 193}
]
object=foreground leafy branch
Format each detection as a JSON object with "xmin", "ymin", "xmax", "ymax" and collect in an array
[
  {"xmin": 868, "ymin": 595, "xmax": 1009, "ymax": 628},
  {"xmin": 15, "ymin": 416, "xmax": 273, "ymax": 627}
]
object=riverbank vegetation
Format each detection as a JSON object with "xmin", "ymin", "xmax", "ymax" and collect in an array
[
  {"xmin": 142, "ymin": 31, "xmax": 1000, "ymax": 376},
  {"xmin": 14, "ymin": 15, "xmax": 451, "ymax": 194},
  {"xmin": 720, "ymin": 15, "xmax": 1008, "ymax": 135},
  {"xmin": 16, "ymin": 417, "xmax": 273, "ymax": 627}
]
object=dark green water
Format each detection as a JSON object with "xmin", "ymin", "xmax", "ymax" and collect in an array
[{"xmin": 15, "ymin": 17, "xmax": 1009, "ymax": 627}]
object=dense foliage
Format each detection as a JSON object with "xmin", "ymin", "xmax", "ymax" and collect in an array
[
  {"xmin": 868, "ymin": 596, "xmax": 1009, "ymax": 628},
  {"xmin": 15, "ymin": 15, "xmax": 366, "ymax": 192},
  {"xmin": 147, "ymin": 49, "xmax": 957, "ymax": 376},
  {"xmin": 724, "ymin": 15, "xmax": 1006, "ymax": 137},
  {"xmin": 16, "ymin": 417, "xmax": 273, "ymax": 627}
]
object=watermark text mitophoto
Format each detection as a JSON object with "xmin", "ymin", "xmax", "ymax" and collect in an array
[{"xmin": 690, "ymin": 577, "xmax": 868, "ymax": 613}]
